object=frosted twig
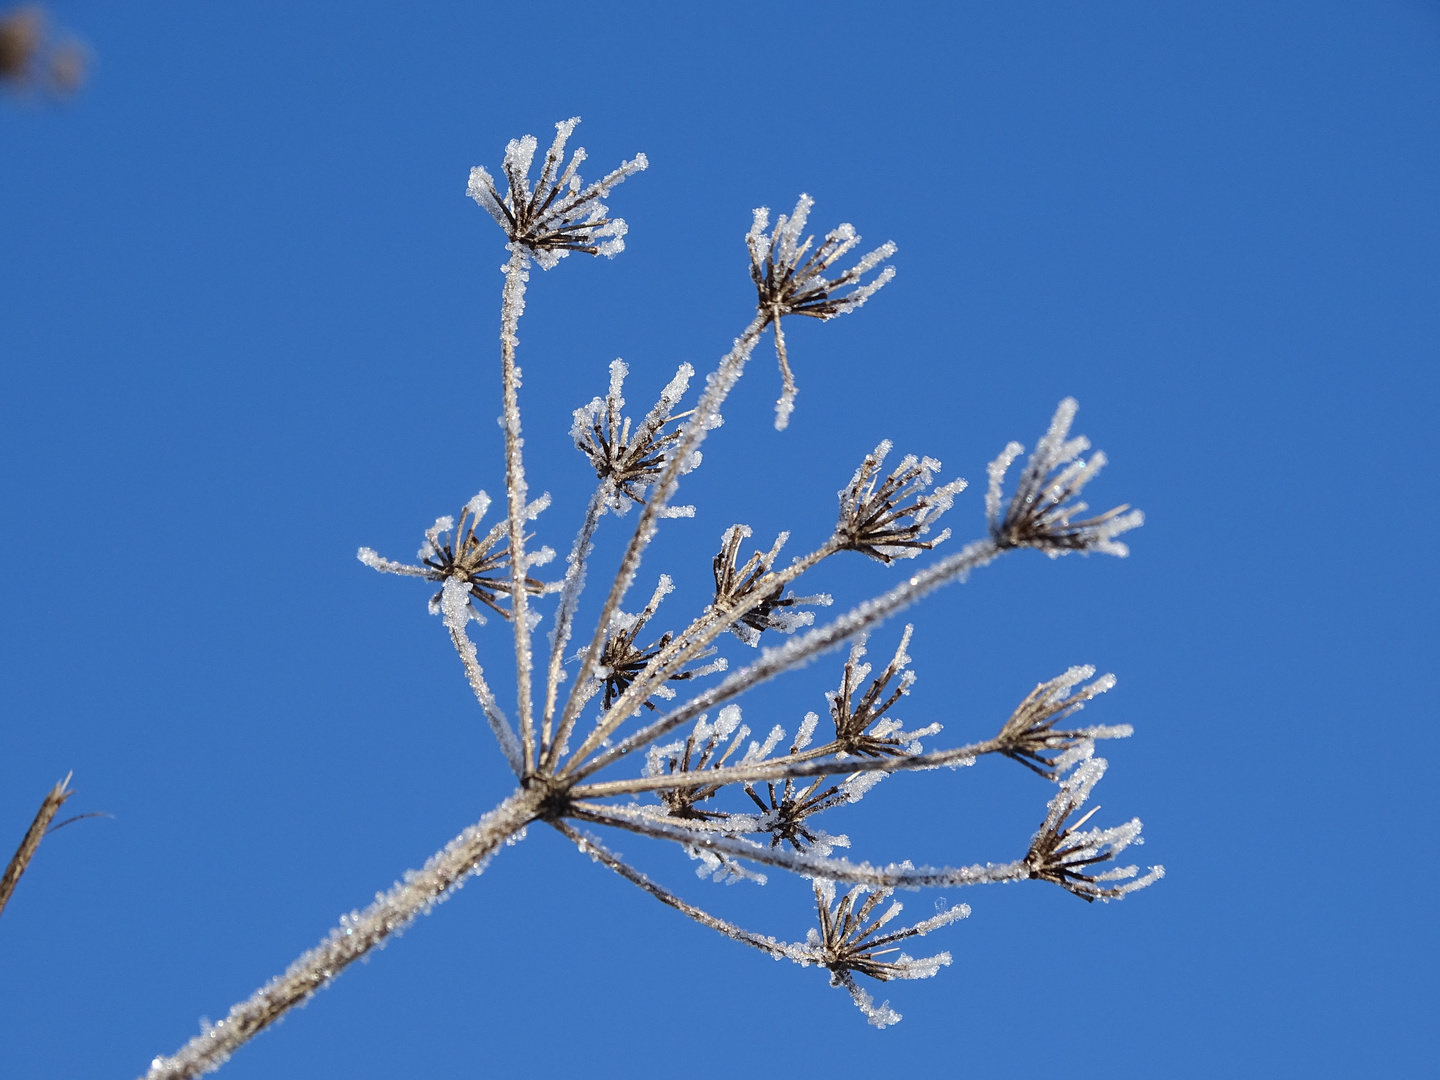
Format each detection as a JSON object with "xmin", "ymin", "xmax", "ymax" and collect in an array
[
  {"xmin": 549, "ymin": 312, "xmax": 770, "ymax": 773},
  {"xmin": 748, "ymin": 195, "xmax": 897, "ymax": 429},
  {"xmin": 496, "ymin": 247, "xmax": 541, "ymax": 772},
  {"xmin": 541, "ymin": 486, "xmax": 607, "ymax": 750},
  {"xmin": 142, "ymin": 789, "xmax": 542, "ymax": 1080},
  {"xmin": 571, "ymin": 537, "xmax": 1003, "ymax": 783},
  {"xmin": 0, "ymin": 773, "xmax": 72, "ymax": 920},
  {"xmin": 569, "ymin": 802, "xmax": 1029, "ymax": 888},
  {"xmin": 553, "ymin": 821, "xmax": 793, "ymax": 958},
  {"xmin": 441, "ymin": 579, "xmax": 523, "ymax": 775}
]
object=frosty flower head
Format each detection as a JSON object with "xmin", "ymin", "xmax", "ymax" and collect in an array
[
  {"xmin": 1024, "ymin": 757, "xmax": 1165, "ymax": 902},
  {"xmin": 357, "ymin": 492, "xmax": 546, "ymax": 620},
  {"xmin": 836, "ymin": 441, "xmax": 967, "ymax": 563},
  {"xmin": 467, "ymin": 117, "xmax": 648, "ymax": 269},
  {"xmin": 745, "ymin": 750, "xmax": 881, "ymax": 856},
  {"xmin": 826, "ymin": 627, "xmax": 940, "ymax": 757},
  {"xmin": 988, "ymin": 398, "xmax": 1144, "ymax": 557},
  {"xmin": 802, "ymin": 880, "xmax": 969, "ymax": 1028},
  {"xmin": 711, "ymin": 525, "xmax": 832, "ymax": 646},
  {"xmin": 996, "ymin": 666, "xmax": 1133, "ymax": 780},
  {"xmin": 595, "ymin": 576, "xmax": 726, "ymax": 714},
  {"xmin": 645, "ymin": 706, "xmax": 753, "ymax": 822},
  {"xmin": 746, "ymin": 195, "xmax": 897, "ymax": 429},
  {"xmin": 572, "ymin": 359, "xmax": 698, "ymax": 515}
]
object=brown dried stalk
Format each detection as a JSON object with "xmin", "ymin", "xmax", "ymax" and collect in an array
[{"xmin": 0, "ymin": 773, "xmax": 71, "ymax": 920}]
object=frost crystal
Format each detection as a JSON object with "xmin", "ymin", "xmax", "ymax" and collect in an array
[
  {"xmin": 468, "ymin": 117, "xmax": 647, "ymax": 269},
  {"xmin": 989, "ymin": 398, "xmax": 1145, "ymax": 557}
]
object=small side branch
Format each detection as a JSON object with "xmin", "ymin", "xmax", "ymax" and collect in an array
[
  {"xmin": 499, "ymin": 247, "xmax": 539, "ymax": 772},
  {"xmin": 569, "ymin": 803, "xmax": 1028, "ymax": 889},
  {"xmin": 552, "ymin": 820, "xmax": 793, "ymax": 959},
  {"xmin": 0, "ymin": 774, "xmax": 73, "ymax": 920},
  {"xmin": 572, "ymin": 537, "xmax": 1003, "ymax": 782},
  {"xmin": 551, "ymin": 313, "xmax": 770, "ymax": 768}
]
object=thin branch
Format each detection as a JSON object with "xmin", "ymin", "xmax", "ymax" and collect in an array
[
  {"xmin": 570, "ymin": 537, "xmax": 1003, "ymax": 783},
  {"xmin": 573, "ymin": 736, "xmax": 1001, "ymax": 800},
  {"xmin": 551, "ymin": 820, "xmax": 792, "ymax": 958},
  {"xmin": 547, "ymin": 311, "xmax": 769, "ymax": 770},
  {"xmin": 541, "ymin": 485, "xmax": 607, "ymax": 752},
  {"xmin": 569, "ymin": 802, "xmax": 1028, "ymax": 888},
  {"xmin": 0, "ymin": 774, "xmax": 73, "ymax": 920},
  {"xmin": 499, "ymin": 247, "xmax": 539, "ymax": 773}
]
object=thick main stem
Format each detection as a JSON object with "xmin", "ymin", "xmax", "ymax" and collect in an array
[
  {"xmin": 142, "ymin": 788, "xmax": 540, "ymax": 1080},
  {"xmin": 499, "ymin": 247, "xmax": 538, "ymax": 774}
]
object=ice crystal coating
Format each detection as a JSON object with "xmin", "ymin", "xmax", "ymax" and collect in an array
[
  {"xmin": 996, "ymin": 666, "xmax": 1132, "ymax": 780},
  {"xmin": 572, "ymin": 359, "xmax": 699, "ymax": 516},
  {"xmin": 746, "ymin": 195, "xmax": 897, "ymax": 429},
  {"xmin": 988, "ymin": 398, "xmax": 1145, "ymax": 557},
  {"xmin": 467, "ymin": 117, "xmax": 647, "ymax": 269},
  {"xmin": 1024, "ymin": 757, "xmax": 1165, "ymax": 901},
  {"xmin": 712, "ymin": 525, "xmax": 832, "ymax": 646},
  {"xmin": 837, "ymin": 441, "xmax": 967, "ymax": 563}
]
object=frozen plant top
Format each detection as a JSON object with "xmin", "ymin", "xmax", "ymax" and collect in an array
[
  {"xmin": 143, "ymin": 119, "xmax": 1161, "ymax": 1080},
  {"xmin": 467, "ymin": 116, "xmax": 648, "ymax": 270}
]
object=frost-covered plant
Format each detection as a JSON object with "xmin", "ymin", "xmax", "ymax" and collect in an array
[{"xmin": 143, "ymin": 118, "xmax": 1160, "ymax": 1079}]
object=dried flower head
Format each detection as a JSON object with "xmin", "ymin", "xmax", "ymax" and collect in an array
[
  {"xmin": 645, "ymin": 706, "xmax": 754, "ymax": 821},
  {"xmin": 1024, "ymin": 757, "xmax": 1165, "ymax": 902},
  {"xmin": 745, "ymin": 742, "xmax": 882, "ymax": 855},
  {"xmin": 800, "ymin": 880, "xmax": 970, "ymax": 1028},
  {"xmin": 746, "ymin": 195, "xmax": 897, "ymax": 429},
  {"xmin": 572, "ymin": 359, "xmax": 699, "ymax": 515},
  {"xmin": 711, "ymin": 525, "xmax": 832, "ymax": 646},
  {"xmin": 467, "ymin": 117, "xmax": 647, "ymax": 269},
  {"xmin": 836, "ymin": 441, "xmax": 967, "ymax": 563},
  {"xmin": 825, "ymin": 627, "xmax": 940, "ymax": 757},
  {"xmin": 988, "ymin": 398, "xmax": 1145, "ymax": 556},
  {"xmin": 357, "ymin": 491, "xmax": 550, "ymax": 620},
  {"xmin": 596, "ymin": 576, "xmax": 726, "ymax": 713},
  {"xmin": 996, "ymin": 665, "xmax": 1134, "ymax": 780}
]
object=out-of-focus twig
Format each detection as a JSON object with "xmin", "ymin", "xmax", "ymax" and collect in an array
[
  {"xmin": 0, "ymin": 6, "xmax": 86, "ymax": 94},
  {"xmin": 0, "ymin": 773, "xmax": 73, "ymax": 920}
]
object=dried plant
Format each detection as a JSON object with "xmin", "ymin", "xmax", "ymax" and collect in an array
[
  {"xmin": 143, "ymin": 118, "xmax": 1159, "ymax": 1079},
  {"xmin": 0, "ymin": 6, "xmax": 84, "ymax": 94},
  {"xmin": 0, "ymin": 774, "xmax": 71, "ymax": 919}
]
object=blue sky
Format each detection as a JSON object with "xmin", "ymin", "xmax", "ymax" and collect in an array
[{"xmin": 3, "ymin": 2, "xmax": 1437, "ymax": 1077}]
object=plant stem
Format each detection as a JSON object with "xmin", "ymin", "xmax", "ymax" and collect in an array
[
  {"xmin": 141, "ymin": 787, "xmax": 540, "ymax": 1080},
  {"xmin": 499, "ymin": 247, "xmax": 538, "ymax": 774}
]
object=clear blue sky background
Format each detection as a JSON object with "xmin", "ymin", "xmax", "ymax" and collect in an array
[{"xmin": 3, "ymin": 2, "xmax": 1437, "ymax": 1077}]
